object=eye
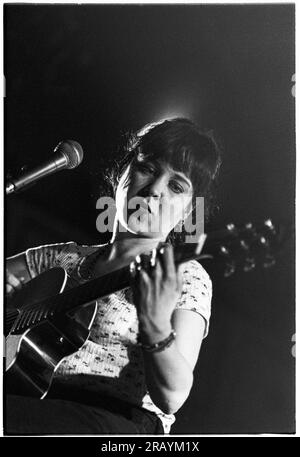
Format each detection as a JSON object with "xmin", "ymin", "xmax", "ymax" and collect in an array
[
  {"xmin": 169, "ymin": 180, "xmax": 184, "ymax": 194},
  {"xmin": 136, "ymin": 163, "xmax": 156, "ymax": 175}
]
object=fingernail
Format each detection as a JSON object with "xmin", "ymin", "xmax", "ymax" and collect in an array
[
  {"xmin": 150, "ymin": 249, "xmax": 157, "ymax": 267},
  {"xmin": 129, "ymin": 261, "xmax": 136, "ymax": 277},
  {"xmin": 133, "ymin": 255, "xmax": 142, "ymax": 272}
]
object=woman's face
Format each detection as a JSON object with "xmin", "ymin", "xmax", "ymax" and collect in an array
[{"xmin": 115, "ymin": 154, "xmax": 193, "ymax": 240}]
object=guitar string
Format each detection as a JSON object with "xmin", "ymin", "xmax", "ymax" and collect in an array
[
  {"xmin": 6, "ymin": 241, "xmax": 213, "ymax": 333},
  {"xmin": 7, "ymin": 266, "xmax": 125, "ymax": 333},
  {"xmin": 6, "ymin": 243, "xmax": 193, "ymax": 332}
]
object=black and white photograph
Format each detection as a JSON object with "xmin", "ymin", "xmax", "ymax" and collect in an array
[{"xmin": 3, "ymin": 2, "xmax": 296, "ymax": 438}]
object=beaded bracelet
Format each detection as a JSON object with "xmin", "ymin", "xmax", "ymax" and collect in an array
[{"xmin": 138, "ymin": 329, "xmax": 177, "ymax": 353}]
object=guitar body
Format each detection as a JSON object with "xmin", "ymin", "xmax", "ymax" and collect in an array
[{"xmin": 5, "ymin": 268, "xmax": 98, "ymax": 398}]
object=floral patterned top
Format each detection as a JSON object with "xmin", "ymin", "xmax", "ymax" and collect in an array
[{"xmin": 24, "ymin": 241, "xmax": 212, "ymax": 434}]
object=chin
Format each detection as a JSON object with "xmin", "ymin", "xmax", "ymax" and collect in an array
[
  {"xmin": 126, "ymin": 213, "xmax": 171, "ymax": 239},
  {"xmin": 129, "ymin": 227, "xmax": 164, "ymax": 239}
]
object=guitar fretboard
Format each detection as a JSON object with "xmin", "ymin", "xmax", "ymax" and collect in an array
[{"xmin": 8, "ymin": 241, "xmax": 205, "ymax": 336}]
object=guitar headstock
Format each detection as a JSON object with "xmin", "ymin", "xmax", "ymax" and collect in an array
[{"xmin": 202, "ymin": 219, "xmax": 290, "ymax": 277}]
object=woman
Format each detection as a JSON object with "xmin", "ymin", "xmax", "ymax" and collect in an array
[{"xmin": 6, "ymin": 118, "xmax": 221, "ymax": 435}]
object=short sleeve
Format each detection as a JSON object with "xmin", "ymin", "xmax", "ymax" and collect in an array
[
  {"xmin": 25, "ymin": 241, "xmax": 81, "ymax": 279},
  {"xmin": 175, "ymin": 260, "xmax": 213, "ymax": 338}
]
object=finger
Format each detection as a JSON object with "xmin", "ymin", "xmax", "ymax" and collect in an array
[
  {"xmin": 146, "ymin": 248, "xmax": 159, "ymax": 278},
  {"xmin": 6, "ymin": 284, "xmax": 14, "ymax": 295},
  {"xmin": 152, "ymin": 255, "xmax": 163, "ymax": 283},
  {"xmin": 139, "ymin": 268, "xmax": 151, "ymax": 284},
  {"xmin": 129, "ymin": 258, "xmax": 138, "ymax": 279},
  {"xmin": 140, "ymin": 253, "xmax": 150, "ymax": 272},
  {"xmin": 131, "ymin": 265, "xmax": 151, "ymax": 308},
  {"xmin": 130, "ymin": 254, "xmax": 151, "ymax": 284},
  {"xmin": 158, "ymin": 243, "xmax": 176, "ymax": 281},
  {"xmin": 6, "ymin": 271, "xmax": 22, "ymax": 290},
  {"xmin": 129, "ymin": 255, "xmax": 143, "ymax": 291},
  {"xmin": 150, "ymin": 248, "xmax": 157, "ymax": 268}
]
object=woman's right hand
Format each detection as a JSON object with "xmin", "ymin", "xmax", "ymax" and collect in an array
[{"xmin": 6, "ymin": 269, "xmax": 25, "ymax": 297}]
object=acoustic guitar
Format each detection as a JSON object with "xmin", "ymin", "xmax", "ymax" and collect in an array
[{"xmin": 5, "ymin": 219, "xmax": 286, "ymax": 398}]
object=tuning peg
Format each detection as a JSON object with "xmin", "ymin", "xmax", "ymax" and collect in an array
[
  {"xmin": 263, "ymin": 254, "xmax": 276, "ymax": 268},
  {"xmin": 226, "ymin": 223, "xmax": 236, "ymax": 233},
  {"xmin": 243, "ymin": 257, "xmax": 256, "ymax": 272},
  {"xmin": 263, "ymin": 219, "xmax": 277, "ymax": 238},
  {"xmin": 243, "ymin": 223, "xmax": 257, "ymax": 238},
  {"xmin": 217, "ymin": 245, "xmax": 235, "ymax": 276},
  {"xmin": 264, "ymin": 219, "xmax": 275, "ymax": 230},
  {"xmin": 224, "ymin": 262, "xmax": 236, "ymax": 277},
  {"xmin": 219, "ymin": 245, "xmax": 230, "ymax": 256},
  {"xmin": 258, "ymin": 235, "xmax": 270, "ymax": 247},
  {"xmin": 239, "ymin": 239, "xmax": 250, "ymax": 251},
  {"xmin": 245, "ymin": 222, "xmax": 254, "ymax": 230}
]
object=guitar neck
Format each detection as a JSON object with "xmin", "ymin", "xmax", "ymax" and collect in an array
[
  {"xmin": 9, "ymin": 217, "xmax": 283, "ymax": 335},
  {"xmin": 51, "ymin": 237, "xmax": 208, "ymax": 313},
  {"xmin": 13, "ymin": 237, "xmax": 208, "ymax": 329},
  {"xmin": 56, "ymin": 219, "xmax": 280, "ymax": 312}
]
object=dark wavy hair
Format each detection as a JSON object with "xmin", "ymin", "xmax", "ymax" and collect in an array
[{"xmin": 105, "ymin": 118, "xmax": 222, "ymax": 244}]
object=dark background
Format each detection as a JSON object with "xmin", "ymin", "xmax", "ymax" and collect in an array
[{"xmin": 4, "ymin": 4, "xmax": 295, "ymax": 433}]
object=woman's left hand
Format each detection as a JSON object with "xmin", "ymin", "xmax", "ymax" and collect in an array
[{"xmin": 130, "ymin": 243, "xmax": 184, "ymax": 344}]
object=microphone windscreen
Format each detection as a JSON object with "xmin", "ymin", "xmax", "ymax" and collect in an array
[{"xmin": 56, "ymin": 140, "xmax": 84, "ymax": 169}]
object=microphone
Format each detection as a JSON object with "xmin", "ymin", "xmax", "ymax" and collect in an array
[{"xmin": 6, "ymin": 140, "xmax": 84, "ymax": 195}]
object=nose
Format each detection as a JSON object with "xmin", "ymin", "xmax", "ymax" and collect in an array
[{"xmin": 142, "ymin": 175, "xmax": 166, "ymax": 198}]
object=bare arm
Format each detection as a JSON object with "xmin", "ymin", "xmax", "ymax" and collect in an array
[
  {"xmin": 131, "ymin": 244, "xmax": 207, "ymax": 415},
  {"xmin": 142, "ymin": 309, "xmax": 205, "ymax": 414}
]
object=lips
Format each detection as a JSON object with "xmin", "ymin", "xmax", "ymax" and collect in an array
[
  {"xmin": 147, "ymin": 198, "xmax": 161, "ymax": 216},
  {"xmin": 141, "ymin": 200, "xmax": 152, "ymax": 214},
  {"xmin": 127, "ymin": 198, "xmax": 152, "ymax": 216},
  {"xmin": 129, "ymin": 196, "xmax": 162, "ymax": 216}
]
